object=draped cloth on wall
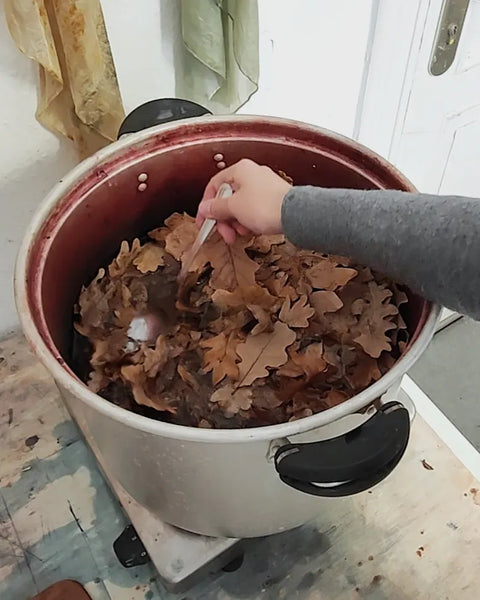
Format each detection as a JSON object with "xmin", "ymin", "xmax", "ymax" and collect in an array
[
  {"xmin": 178, "ymin": 0, "xmax": 259, "ymax": 114},
  {"xmin": 4, "ymin": 0, "xmax": 125, "ymax": 158}
]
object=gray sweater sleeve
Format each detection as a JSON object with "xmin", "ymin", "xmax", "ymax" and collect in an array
[{"xmin": 282, "ymin": 186, "xmax": 480, "ymax": 320}]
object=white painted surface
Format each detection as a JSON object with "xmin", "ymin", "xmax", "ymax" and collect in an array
[
  {"xmin": 358, "ymin": 0, "xmax": 480, "ymax": 195},
  {"xmin": 103, "ymin": 0, "xmax": 374, "ymax": 136},
  {"xmin": 237, "ymin": 0, "xmax": 374, "ymax": 136},
  {"xmin": 0, "ymin": 0, "xmax": 373, "ymax": 335},
  {"xmin": 357, "ymin": 0, "xmax": 480, "ymax": 327},
  {"xmin": 0, "ymin": 8, "xmax": 78, "ymax": 337}
]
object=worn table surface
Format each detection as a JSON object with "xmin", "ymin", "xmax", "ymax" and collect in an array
[{"xmin": 1, "ymin": 333, "xmax": 479, "ymax": 600}]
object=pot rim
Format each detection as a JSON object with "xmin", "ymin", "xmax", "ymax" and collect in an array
[{"xmin": 14, "ymin": 114, "xmax": 441, "ymax": 443}]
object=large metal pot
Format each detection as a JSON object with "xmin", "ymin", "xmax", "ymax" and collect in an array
[{"xmin": 15, "ymin": 106, "xmax": 440, "ymax": 538}]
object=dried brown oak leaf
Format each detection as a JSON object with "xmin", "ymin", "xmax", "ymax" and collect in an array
[
  {"xmin": 121, "ymin": 364, "xmax": 175, "ymax": 413},
  {"xmin": 133, "ymin": 243, "xmax": 166, "ymax": 273},
  {"xmin": 143, "ymin": 335, "xmax": 169, "ymax": 378},
  {"xmin": 346, "ymin": 354, "xmax": 382, "ymax": 388},
  {"xmin": 306, "ymin": 259, "xmax": 357, "ymax": 291},
  {"xmin": 208, "ymin": 311, "xmax": 251, "ymax": 335},
  {"xmin": 310, "ymin": 290, "xmax": 344, "ymax": 315},
  {"xmin": 205, "ymin": 235, "xmax": 259, "ymax": 291},
  {"xmin": 149, "ymin": 212, "xmax": 186, "ymax": 243},
  {"xmin": 163, "ymin": 215, "xmax": 200, "ymax": 260},
  {"xmin": 249, "ymin": 304, "xmax": 273, "ymax": 335},
  {"xmin": 264, "ymin": 272, "xmax": 298, "ymax": 301},
  {"xmin": 236, "ymin": 321, "xmax": 296, "ymax": 387},
  {"xmin": 109, "ymin": 239, "xmax": 142, "ymax": 278},
  {"xmin": 279, "ymin": 295, "xmax": 315, "ymax": 328},
  {"xmin": 200, "ymin": 332, "xmax": 240, "ymax": 385},
  {"xmin": 177, "ymin": 364, "xmax": 200, "ymax": 392},
  {"xmin": 277, "ymin": 343, "xmax": 327, "ymax": 379},
  {"xmin": 351, "ymin": 282, "xmax": 398, "ymax": 358},
  {"xmin": 210, "ymin": 383, "xmax": 253, "ymax": 417},
  {"xmin": 90, "ymin": 330, "xmax": 127, "ymax": 367},
  {"xmin": 249, "ymin": 234, "xmax": 285, "ymax": 254},
  {"xmin": 211, "ymin": 284, "xmax": 277, "ymax": 311}
]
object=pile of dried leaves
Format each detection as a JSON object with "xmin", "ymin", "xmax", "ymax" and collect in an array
[{"xmin": 73, "ymin": 213, "xmax": 409, "ymax": 428}]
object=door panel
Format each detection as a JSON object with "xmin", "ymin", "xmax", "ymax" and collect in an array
[{"xmin": 357, "ymin": 0, "xmax": 480, "ymax": 326}]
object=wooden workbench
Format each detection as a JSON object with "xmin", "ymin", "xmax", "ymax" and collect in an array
[{"xmin": 1, "ymin": 332, "xmax": 479, "ymax": 600}]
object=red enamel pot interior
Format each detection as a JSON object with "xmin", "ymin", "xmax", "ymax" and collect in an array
[{"xmin": 24, "ymin": 117, "xmax": 432, "ymax": 372}]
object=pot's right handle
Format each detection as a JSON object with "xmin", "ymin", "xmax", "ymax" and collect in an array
[
  {"xmin": 117, "ymin": 98, "xmax": 212, "ymax": 138},
  {"xmin": 274, "ymin": 401, "xmax": 410, "ymax": 497}
]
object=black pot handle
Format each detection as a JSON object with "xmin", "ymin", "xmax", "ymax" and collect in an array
[
  {"xmin": 117, "ymin": 98, "xmax": 212, "ymax": 139},
  {"xmin": 274, "ymin": 401, "xmax": 410, "ymax": 497}
]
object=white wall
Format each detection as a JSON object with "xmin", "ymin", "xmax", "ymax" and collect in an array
[
  {"xmin": 0, "ymin": 0, "xmax": 373, "ymax": 336},
  {"xmin": 103, "ymin": 0, "xmax": 374, "ymax": 135},
  {"xmin": 0, "ymin": 9, "xmax": 79, "ymax": 337}
]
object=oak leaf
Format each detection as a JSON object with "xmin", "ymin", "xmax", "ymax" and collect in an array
[
  {"xmin": 346, "ymin": 354, "xmax": 382, "ymax": 388},
  {"xmin": 211, "ymin": 285, "xmax": 277, "ymax": 311},
  {"xmin": 310, "ymin": 291, "xmax": 344, "ymax": 315},
  {"xmin": 149, "ymin": 212, "xmax": 190, "ymax": 243},
  {"xmin": 109, "ymin": 239, "xmax": 141, "ymax": 278},
  {"xmin": 306, "ymin": 259, "xmax": 357, "ymax": 290},
  {"xmin": 277, "ymin": 343, "xmax": 327, "ymax": 379},
  {"xmin": 200, "ymin": 332, "xmax": 240, "ymax": 385},
  {"xmin": 133, "ymin": 243, "xmax": 166, "ymax": 273},
  {"xmin": 164, "ymin": 215, "xmax": 199, "ymax": 261},
  {"xmin": 177, "ymin": 364, "xmax": 200, "ymax": 392},
  {"xmin": 279, "ymin": 295, "xmax": 315, "ymax": 328},
  {"xmin": 205, "ymin": 235, "xmax": 259, "ymax": 291},
  {"xmin": 249, "ymin": 234, "xmax": 285, "ymax": 254},
  {"xmin": 248, "ymin": 304, "xmax": 273, "ymax": 335},
  {"xmin": 264, "ymin": 272, "xmax": 298, "ymax": 301},
  {"xmin": 143, "ymin": 335, "xmax": 169, "ymax": 378},
  {"xmin": 236, "ymin": 321, "xmax": 296, "ymax": 387},
  {"xmin": 121, "ymin": 364, "xmax": 175, "ymax": 413},
  {"xmin": 351, "ymin": 282, "xmax": 398, "ymax": 358},
  {"xmin": 210, "ymin": 383, "xmax": 253, "ymax": 417},
  {"xmin": 208, "ymin": 311, "xmax": 251, "ymax": 335}
]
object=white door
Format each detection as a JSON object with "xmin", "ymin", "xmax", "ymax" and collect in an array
[{"xmin": 357, "ymin": 0, "xmax": 480, "ymax": 327}]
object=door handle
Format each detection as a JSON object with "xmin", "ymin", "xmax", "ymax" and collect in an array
[{"xmin": 429, "ymin": 0, "xmax": 470, "ymax": 76}]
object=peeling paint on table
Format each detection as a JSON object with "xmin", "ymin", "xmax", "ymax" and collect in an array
[{"xmin": 1, "ymin": 333, "xmax": 480, "ymax": 600}]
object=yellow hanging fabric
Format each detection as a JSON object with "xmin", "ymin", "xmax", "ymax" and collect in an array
[{"xmin": 4, "ymin": 0, "xmax": 125, "ymax": 158}]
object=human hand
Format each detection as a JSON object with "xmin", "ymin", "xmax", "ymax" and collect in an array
[{"xmin": 196, "ymin": 159, "xmax": 292, "ymax": 243}]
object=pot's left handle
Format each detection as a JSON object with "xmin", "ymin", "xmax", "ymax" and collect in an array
[
  {"xmin": 274, "ymin": 401, "xmax": 410, "ymax": 497},
  {"xmin": 117, "ymin": 98, "xmax": 212, "ymax": 139}
]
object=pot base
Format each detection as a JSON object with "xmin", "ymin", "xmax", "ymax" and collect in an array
[{"xmin": 89, "ymin": 427, "xmax": 242, "ymax": 594}]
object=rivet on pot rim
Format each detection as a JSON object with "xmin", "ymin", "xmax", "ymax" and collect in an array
[
  {"xmin": 216, "ymin": 161, "xmax": 226, "ymax": 170},
  {"xmin": 138, "ymin": 183, "xmax": 148, "ymax": 192},
  {"xmin": 213, "ymin": 153, "xmax": 224, "ymax": 162},
  {"xmin": 137, "ymin": 173, "xmax": 148, "ymax": 182}
]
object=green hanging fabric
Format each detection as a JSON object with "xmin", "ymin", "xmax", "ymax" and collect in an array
[{"xmin": 177, "ymin": 0, "xmax": 259, "ymax": 114}]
